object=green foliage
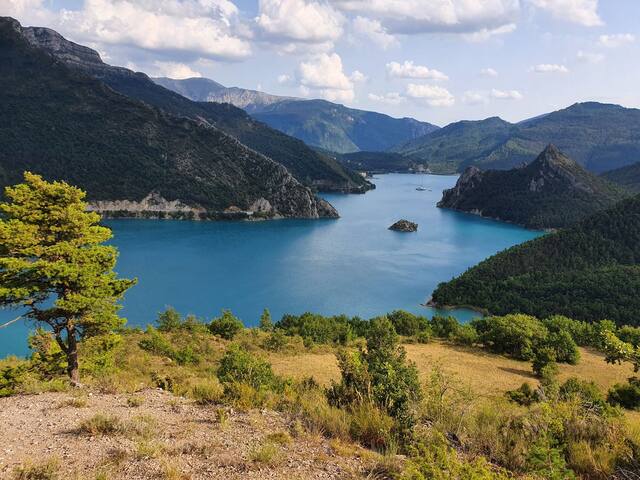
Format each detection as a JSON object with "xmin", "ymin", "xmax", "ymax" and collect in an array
[
  {"xmin": 259, "ymin": 308, "xmax": 273, "ymax": 332},
  {"xmin": 262, "ymin": 330, "xmax": 288, "ymax": 352},
  {"xmin": 432, "ymin": 194, "xmax": 640, "ymax": 325},
  {"xmin": 157, "ymin": 308, "xmax": 182, "ymax": 332},
  {"xmin": 0, "ymin": 361, "xmax": 28, "ymax": 397},
  {"xmin": 191, "ymin": 378, "xmax": 224, "ymax": 405},
  {"xmin": 525, "ymin": 438, "xmax": 577, "ymax": 480},
  {"xmin": 138, "ymin": 326, "xmax": 200, "ymax": 365},
  {"xmin": 28, "ymin": 329, "xmax": 66, "ymax": 378},
  {"xmin": 608, "ymin": 377, "xmax": 640, "ymax": 410},
  {"xmin": 217, "ymin": 344, "xmax": 280, "ymax": 391},
  {"xmin": 602, "ymin": 161, "xmax": 640, "ymax": 193},
  {"xmin": 387, "ymin": 310, "xmax": 429, "ymax": 337},
  {"xmin": 617, "ymin": 325, "xmax": 640, "ymax": 347},
  {"xmin": 543, "ymin": 315, "xmax": 595, "ymax": 347},
  {"xmin": 451, "ymin": 324, "xmax": 479, "ymax": 346},
  {"xmin": 544, "ymin": 330, "xmax": 580, "ymax": 364},
  {"xmin": 0, "ymin": 173, "xmax": 135, "ymax": 382},
  {"xmin": 276, "ymin": 312, "xmax": 357, "ymax": 346},
  {"xmin": 209, "ymin": 310, "xmax": 244, "ymax": 340},
  {"xmin": 506, "ymin": 382, "xmax": 540, "ymax": 406},
  {"xmin": 532, "ymin": 346, "xmax": 557, "ymax": 378},
  {"xmin": 429, "ymin": 315, "xmax": 462, "ymax": 339},
  {"xmin": 472, "ymin": 314, "xmax": 548, "ymax": 361}
]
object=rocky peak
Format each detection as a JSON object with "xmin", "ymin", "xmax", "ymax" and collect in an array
[
  {"xmin": 21, "ymin": 25, "xmax": 105, "ymax": 69},
  {"xmin": 527, "ymin": 144, "xmax": 594, "ymax": 193}
]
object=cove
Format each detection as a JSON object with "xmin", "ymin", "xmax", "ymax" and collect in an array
[{"xmin": 0, "ymin": 174, "xmax": 542, "ymax": 357}]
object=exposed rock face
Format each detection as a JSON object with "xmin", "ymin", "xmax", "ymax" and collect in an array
[
  {"xmin": 0, "ymin": 17, "xmax": 339, "ymax": 221},
  {"xmin": 437, "ymin": 144, "xmax": 627, "ymax": 229},
  {"xmin": 389, "ymin": 220, "xmax": 418, "ymax": 232}
]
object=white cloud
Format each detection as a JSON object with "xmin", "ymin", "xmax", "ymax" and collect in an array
[
  {"xmin": 255, "ymin": 0, "xmax": 344, "ymax": 48},
  {"xmin": 480, "ymin": 67, "xmax": 498, "ymax": 77},
  {"xmin": 386, "ymin": 61, "xmax": 448, "ymax": 81},
  {"xmin": 577, "ymin": 50, "xmax": 604, "ymax": 63},
  {"xmin": 352, "ymin": 16, "xmax": 397, "ymax": 49},
  {"xmin": 298, "ymin": 52, "xmax": 355, "ymax": 102},
  {"xmin": 368, "ymin": 92, "xmax": 405, "ymax": 105},
  {"xmin": 598, "ymin": 33, "xmax": 636, "ymax": 48},
  {"xmin": 406, "ymin": 83, "xmax": 454, "ymax": 107},
  {"xmin": 491, "ymin": 88, "xmax": 523, "ymax": 100},
  {"xmin": 462, "ymin": 22, "xmax": 516, "ymax": 42},
  {"xmin": 350, "ymin": 70, "xmax": 368, "ymax": 82},
  {"xmin": 152, "ymin": 61, "xmax": 202, "ymax": 79},
  {"xmin": 330, "ymin": 0, "xmax": 519, "ymax": 37},
  {"xmin": 53, "ymin": 0, "xmax": 251, "ymax": 61},
  {"xmin": 277, "ymin": 74, "xmax": 292, "ymax": 83},
  {"xmin": 529, "ymin": 0, "xmax": 602, "ymax": 27},
  {"xmin": 0, "ymin": 0, "xmax": 55, "ymax": 24},
  {"xmin": 531, "ymin": 63, "xmax": 569, "ymax": 73}
]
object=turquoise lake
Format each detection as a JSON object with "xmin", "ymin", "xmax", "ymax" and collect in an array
[{"xmin": 0, "ymin": 174, "xmax": 542, "ymax": 357}]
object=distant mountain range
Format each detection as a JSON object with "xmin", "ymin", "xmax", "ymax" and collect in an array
[
  {"xmin": 437, "ymin": 145, "xmax": 628, "ymax": 229},
  {"xmin": 431, "ymin": 191, "xmax": 640, "ymax": 325},
  {"xmin": 602, "ymin": 162, "xmax": 640, "ymax": 193},
  {"xmin": 0, "ymin": 17, "xmax": 337, "ymax": 220},
  {"xmin": 394, "ymin": 102, "xmax": 640, "ymax": 174},
  {"xmin": 153, "ymin": 77, "xmax": 438, "ymax": 154}
]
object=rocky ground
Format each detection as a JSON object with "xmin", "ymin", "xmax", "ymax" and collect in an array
[{"xmin": 0, "ymin": 389, "xmax": 372, "ymax": 479}]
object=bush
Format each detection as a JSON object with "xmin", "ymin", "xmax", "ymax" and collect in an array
[
  {"xmin": 617, "ymin": 326, "xmax": 640, "ymax": 348},
  {"xmin": 349, "ymin": 402, "xmax": 394, "ymax": 451},
  {"xmin": 451, "ymin": 324, "xmax": 478, "ymax": 346},
  {"xmin": 545, "ymin": 330, "xmax": 580, "ymax": 365},
  {"xmin": 13, "ymin": 458, "xmax": 60, "ymax": 480},
  {"xmin": 276, "ymin": 312, "xmax": 355, "ymax": 346},
  {"xmin": 138, "ymin": 326, "xmax": 200, "ymax": 365},
  {"xmin": 262, "ymin": 330, "xmax": 288, "ymax": 352},
  {"xmin": 608, "ymin": 377, "xmax": 640, "ymax": 410},
  {"xmin": 429, "ymin": 315, "xmax": 461, "ymax": 339},
  {"xmin": 387, "ymin": 310, "xmax": 429, "ymax": 337},
  {"xmin": 157, "ymin": 307, "xmax": 182, "ymax": 332},
  {"xmin": 259, "ymin": 308, "xmax": 273, "ymax": 332},
  {"xmin": 209, "ymin": 310, "xmax": 244, "ymax": 340},
  {"xmin": 531, "ymin": 346, "xmax": 557, "ymax": 378},
  {"xmin": 506, "ymin": 382, "xmax": 540, "ymax": 406},
  {"xmin": 217, "ymin": 344, "xmax": 280, "ymax": 391},
  {"xmin": 191, "ymin": 378, "xmax": 224, "ymax": 405},
  {"xmin": 559, "ymin": 378, "xmax": 608, "ymax": 412},
  {"xmin": 415, "ymin": 330, "xmax": 432, "ymax": 344},
  {"xmin": 543, "ymin": 315, "xmax": 594, "ymax": 347},
  {"xmin": 79, "ymin": 413, "xmax": 123, "ymax": 435},
  {"xmin": 472, "ymin": 314, "xmax": 548, "ymax": 360}
]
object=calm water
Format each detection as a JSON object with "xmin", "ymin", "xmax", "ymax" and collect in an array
[{"xmin": 0, "ymin": 174, "xmax": 542, "ymax": 357}]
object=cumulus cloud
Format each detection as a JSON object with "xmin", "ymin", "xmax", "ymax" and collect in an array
[
  {"xmin": 480, "ymin": 67, "xmax": 498, "ymax": 77},
  {"xmin": 298, "ymin": 52, "xmax": 355, "ymax": 102},
  {"xmin": 330, "ymin": 0, "xmax": 519, "ymax": 37},
  {"xmin": 277, "ymin": 74, "xmax": 293, "ymax": 83},
  {"xmin": 531, "ymin": 63, "xmax": 569, "ymax": 73},
  {"xmin": 462, "ymin": 22, "xmax": 516, "ymax": 42},
  {"xmin": 406, "ymin": 83, "xmax": 454, "ymax": 107},
  {"xmin": 368, "ymin": 92, "xmax": 405, "ymax": 105},
  {"xmin": 386, "ymin": 61, "xmax": 448, "ymax": 81},
  {"xmin": 53, "ymin": 0, "xmax": 251, "ymax": 61},
  {"xmin": 598, "ymin": 33, "xmax": 636, "ymax": 48},
  {"xmin": 529, "ymin": 0, "xmax": 602, "ymax": 27},
  {"xmin": 462, "ymin": 90, "xmax": 489, "ymax": 105},
  {"xmin": 255, "ymin": 0, "xmax": 344, "ymax": 49},
  {"xmin": 152, "ymin": 61, "xmax": 202, "ymax": 79},
  {"xmin": 352, "ymin": 16, "xmax": 397, "ymax": 49},
  {"xmin": 350, "ymin": 70, "xmax": 368, "ymax": 82},
  {"xmin": 577, "ymin": 50, "xmax": 604, "ymax": 63},
  {"xmin": 491, "ymin": 88, "xmax": 523, "ymax": 100}
]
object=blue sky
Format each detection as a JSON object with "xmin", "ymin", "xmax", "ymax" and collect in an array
[{"xmin": 3, "ymin": 0, "xmax": 639, "ymax": 125}]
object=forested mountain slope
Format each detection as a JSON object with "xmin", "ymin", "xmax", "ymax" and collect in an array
[
  {"xmin": 0, "ymin": 17, "xmax": 337, "ymax": 220},
  {"xmin": 602, "ymin": 162, "xmax": 640, "ymax": 193}
]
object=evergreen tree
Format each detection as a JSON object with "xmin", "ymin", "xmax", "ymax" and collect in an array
[
  {"xmin": 259, "ymin": 308, "xmax": 273, "ymax": 332},
  {"xmin": 0, "ymin": 173, "xmax": 135, "ymax": 384}
]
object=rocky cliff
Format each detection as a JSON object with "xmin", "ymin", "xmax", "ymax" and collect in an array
[
  {"xmin": 0, "ymin": 17, "xmax": 337, "ymax": 220},
  {"xmin": 437, "ymin": 145, "xmax": 628, "ymax": 229}
]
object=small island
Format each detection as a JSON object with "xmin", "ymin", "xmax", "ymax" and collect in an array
[{"xmin": 389, "ymin": 219, "xmax": 418, "ymax": 232}]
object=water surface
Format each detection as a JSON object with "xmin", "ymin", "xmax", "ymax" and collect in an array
[{"xmin": 0, "ymin": 174, "xmax": 542, "ymax": 357}]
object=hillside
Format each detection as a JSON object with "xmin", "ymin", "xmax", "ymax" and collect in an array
[
  {"xmin": 602, "ymin": 162, "xmax": 640, "ymax": 193},
  {"xmin": 0, "ymin": 17, "xmax": 336, "ymax": 220},
  {"xmin": 431, "ymin": 193, "xmax": 640, "ymax": 324},
  {"xmin": 154, "ymin": 77, "xmax": 438, "ymax": 154},
  {"xmin": 437, "ymin": 145, "xmax": 628, "ymax": 229},
  {"xmin": 336, "ymin": 151, "xmax": 423, "ymax": 173},
  {"xmin": 20, "ymin": 25, "xmax": 370, "ymax": 194},
  {"xmin": 395, "ymin": 103, "xmax": 640, "ymax": 174}
]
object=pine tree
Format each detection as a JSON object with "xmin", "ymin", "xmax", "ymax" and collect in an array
[{"xmin": 0, "ymin": 173, "xmax": 136, "ymax": 384}]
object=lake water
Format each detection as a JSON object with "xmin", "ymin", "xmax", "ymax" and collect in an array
[{"xmin": 0, "ymin": 174, "xmax": 542, "ymax": 357}]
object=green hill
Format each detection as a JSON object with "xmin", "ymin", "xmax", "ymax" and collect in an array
[
  {"xmin": 0, "ymin": 17, "xmax": 336, "ymax": 220},
  {"xmin": 602, "ymin": 162, "xmax": 640, "ymax": 193},
  {"xmin": 395, "ymin": 103, "xmax": 640, "ymax": 174},
  {"xmin": 437, "ymin": 145, "xmax": 628, "ymax": 229},
  {"xmin": 430, "ymin": 193, "xmax": 640, "ymax": 325},
  {"xmin": 21, "ymin": 25, "xmax": 370, "ymax": 194}
]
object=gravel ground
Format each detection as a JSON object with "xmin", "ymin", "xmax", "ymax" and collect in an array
[{"xmin": 0, "ymin": 389, "xmax": 369, "ymax": 479}]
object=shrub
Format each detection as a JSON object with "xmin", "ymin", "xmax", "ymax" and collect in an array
[
  {"xmin": 277, "ymin": 312, "xmax": 354, "ymax": 346},
  {"xmin": 429, "ymin": 315, "xmax": 461, "ymax": 338},
  {"xmin": 28, "ymin": 329, "xmax": 66, "ymax": 378},
  {"xmin": 531, "ymin": 346, "xmax": 557, "ymax": 378},
  {"xmin": 415, "ymin": 330, "xmax": 431, "ymax": 344},
  {"xmin": 79, "ymin": 413, "xmax": 123, "ymax": 436},
  {"xmin": 209, "ymin": 310, "xmax": 244, "ymax": 340},
  {"xmin": 217, "ymin": 344, "xmax": 279, "ymax": 391},
  {"xmin": 349, "ymin": 402, "xmax": 394, "ymax": 451},
  {"xmin": 191, "ymin": 378, "xmax": 224, "ymax": 405},
  {"xmin": 138, "ymin": 327, "xmax": 200, "ymax": 365},
  {"xmin": 250, "ymin": 441, "xmax": 281, "ymax": 465},
  {"xmin": 0, "ymin": 362, "xmax": 29, "ymax": 397},
  {"xmin": 559, "ymin": 378, "xmax": 609, "ymax": 413},
  {"xmin": 262, "ymin": 330, "xmax": 288, "ymax": 352},
  {"xmin": 451, "ymin": 324, "xmax": 478, "ymax": 346},
  {"xmin": 545, "ymin": 330, "xmax": 580, "ymax": 365},
  {"xmin": 259, "ymin": 308, "xmax": 273, "ymax": 332},
  {"xmin": 157, "ymin": 307, "xmax": 182, "ymax": 332},
  {"xmin": 617, "ymin": 326, "xmax": 640, "ymax": 348},
  {"xmin": 543, "ymin": 315, "xmax": 594, "ymax": 347},
  {"xmin": 12, "ymin": 458, "xmax": 60, "ymax": 480},
  {"xmin": 472, "ymin": 314, "xmax": 548, "ymax": 360},
  {"xmin": 608, "ymin": 377, "xmax": 640, "ymax": 410},
  {"xmin": 506, "ymin": 382, "xmax": 540, "ymax": 406},
  {"xmin": 387, "ymin": 310, "xmax": 429, "ymax": 337}
]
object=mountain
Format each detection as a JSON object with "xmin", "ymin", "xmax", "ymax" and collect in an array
[
  {"xmin": 0, "ymin": 17, "xmax": 337, "ymax": 220},
  {"xmin": 395, "ymin": 103, "xmax": 640, "ymax": 174},
  {"xmin": 430, "ymin": 193, "xmax": 640, "ymax": 325},
  {"xmin": 602, "ymin": 162, "xmax": 640, "ymax": 193},
  {"xmin": 21, "ymin": 26, "xmax": 370, "ymax": 195},
  {"xmin": 437, "ymin": 145, "xmax": 628, "ymax": 229},
  {"xmin": 153, "ymin": 76, "xmax": 293, "ymax": 112},
  {"xmin": 336, "ymin": 151, "xmax": 424, "ymax": 173},
  {"xmin": 154, "ymin": 77, "xmax": 439, "ymax": 154}
]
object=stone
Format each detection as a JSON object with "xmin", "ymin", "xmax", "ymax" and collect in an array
[{"xmin": 389, "ymin": 219, "xmax": 418, "ymax": 232}]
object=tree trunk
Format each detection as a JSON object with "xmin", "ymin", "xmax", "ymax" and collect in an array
[{"xmin": 66, "ymin": 325, "xmax": 81, "ymax": 386}]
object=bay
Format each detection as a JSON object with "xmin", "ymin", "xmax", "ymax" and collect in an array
[{"xmin": 0, "ymin": 174, "xmax": 542, "ymax": 357}]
